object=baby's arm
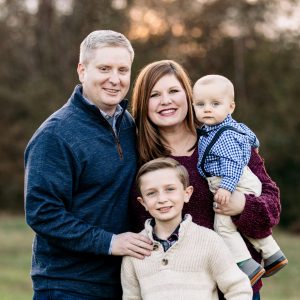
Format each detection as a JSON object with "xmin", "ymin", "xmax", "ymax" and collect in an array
[{"xmin": 214, "ymin": 187, "xmax": 232, "ymax": 204}]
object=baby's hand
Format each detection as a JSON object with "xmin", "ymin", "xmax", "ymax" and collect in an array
[{"xmin": 214, "ymin": 188, "xmax": 231, "ymax": 205}]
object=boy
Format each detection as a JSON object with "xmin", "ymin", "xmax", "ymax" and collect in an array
[
  {"xmin": 121, "ymin": 157, "xmax": 252, "ymax": 300},
  {"xmin": 192, "ymin": 74, "xmax": 288, "ymax": 285}
]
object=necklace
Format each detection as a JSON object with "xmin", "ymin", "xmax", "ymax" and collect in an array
[{"xmin": 172, "ymin": 133, "xmax": 196, "ymax": 156}]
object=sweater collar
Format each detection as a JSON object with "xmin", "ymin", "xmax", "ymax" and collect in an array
[{"xmin": 144, "ymin": 214, "xmax": 192, "ymax": 243}]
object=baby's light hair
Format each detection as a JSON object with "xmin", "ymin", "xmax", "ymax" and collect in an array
[{"xmin": 193, "ymin": 74, "xmax": 235, "ymax": 101}]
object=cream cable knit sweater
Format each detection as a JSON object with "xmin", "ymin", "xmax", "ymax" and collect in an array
[{"xmin": 121, "ymin": 215, "xmax": 252, "ymax": 300}]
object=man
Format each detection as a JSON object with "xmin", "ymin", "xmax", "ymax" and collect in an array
[{"xmin": 24, "ymin": 30, "xmax": 152, "ymax": 300}]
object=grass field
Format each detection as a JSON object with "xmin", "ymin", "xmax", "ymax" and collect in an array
[
  {"xmin": 0, "ymin": 215, "xmax": 299, "ymax": 300},
  {"xmin": 0, "ymin": 215, "xmax": 33, "ymax": 300},
  {"xmin": 261, "ymin": 229, "xmax": 300, "ymax": 300}
]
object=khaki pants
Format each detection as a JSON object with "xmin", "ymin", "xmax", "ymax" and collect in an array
[{"xmin": 208, "ymin": 166, "xmax": 280, "ymax": 262}]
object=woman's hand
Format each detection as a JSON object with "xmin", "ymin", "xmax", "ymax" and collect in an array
[{"xmin": 213, "ymin": 190, "xmax": 246, "ymax": 216}]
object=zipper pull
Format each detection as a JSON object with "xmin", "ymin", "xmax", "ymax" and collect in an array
[{"xmin": 116, "ymin": 140, "xmax": 123, "ymax": 159}]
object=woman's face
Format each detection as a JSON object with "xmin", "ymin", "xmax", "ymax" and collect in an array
[{"xmin": 147, "ymin": 74, "xmax": 188, "ymax": 129}]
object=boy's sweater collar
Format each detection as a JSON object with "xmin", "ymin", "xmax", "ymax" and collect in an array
[{"xmin": 144, "ymin": 214, "xmax": 192, "ymax": 243}]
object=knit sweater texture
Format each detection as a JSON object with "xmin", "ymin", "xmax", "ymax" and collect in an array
[
  {"xmin": 122, "ymin": 215, "xmax": 252, "ymax": 300},
  {"xmin": 24, "ymin": 85, "xmax": 137, "ymax": 297},
  {"xmin": 131, "ymin": 145, "xmax": 280, "ymax": 294}
]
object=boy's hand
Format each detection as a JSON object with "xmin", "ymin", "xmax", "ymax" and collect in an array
[
  {"xmin": 214, "ymin": 188, "xmax": 231, "ymax": 205},
  {"xmin": 111, "ymin": 232, "xmax": 153, "ymax": 259}
]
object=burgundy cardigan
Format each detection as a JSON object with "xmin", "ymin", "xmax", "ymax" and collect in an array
[{"xmin": 130, "ymin": 148, "xmax": 281, "ymax": 294}]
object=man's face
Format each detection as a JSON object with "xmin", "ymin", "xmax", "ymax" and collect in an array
[{"xmin": 77, "ymin": 46, "xmax": 132, "ymax": 115}]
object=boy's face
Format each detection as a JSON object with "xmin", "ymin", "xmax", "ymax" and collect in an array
[
  {"xmin": 193, "ymin": 81, "xmax": 235, "ymax": 126},
  {"xmin": 137, "ymin": 168, "xmax": 193, "ymax": 225}
]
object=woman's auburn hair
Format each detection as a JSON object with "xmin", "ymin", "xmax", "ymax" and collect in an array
[{"xmin": 131, "ymin": 60, "xmax": 197, "ymax": 165}]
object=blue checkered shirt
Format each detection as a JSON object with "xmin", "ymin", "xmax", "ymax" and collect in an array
[{"xmin": 197, "ymin": 115, "xmax": 259, "ymax": 192}]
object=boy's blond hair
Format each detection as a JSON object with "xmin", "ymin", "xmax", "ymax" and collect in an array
[{"xmin": 136, "ymin": 157, "xmax": 190, "ymax": 195}]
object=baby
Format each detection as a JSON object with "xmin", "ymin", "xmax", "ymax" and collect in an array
[{"xmin": 192, "ymin": 74, "xmax": 288, "ymax": 285}]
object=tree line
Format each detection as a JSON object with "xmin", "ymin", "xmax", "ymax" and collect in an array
[{"xmin": 0, "ymin": 0, "xmax": 299, "ymax": 229}]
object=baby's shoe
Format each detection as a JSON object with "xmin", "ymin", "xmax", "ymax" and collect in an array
[
  {"xmin": 238, "ymin": 258, "xmax": 265, "ymax": 286},
  {"xmin": 263, "ymin": 250, "xmax": 288, "ymax": 277}
]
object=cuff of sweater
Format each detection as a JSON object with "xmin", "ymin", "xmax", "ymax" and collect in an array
[
  {"xmin": 96, "ymin": 230, "xmax": 114, "ymax": 255},
  {"xmin": 108, "ymin": 234, "xmax": 116, "ymax": 255}
]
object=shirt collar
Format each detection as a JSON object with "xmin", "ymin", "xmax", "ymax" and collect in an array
[
  {"xmin": 150, "ymin": 218, "xmax": 182, "ymax": 242},
  {"xmin": 204, "ymin": 114, "xmax": 233, "ymax": 132},
  {"xmin": 101, "ymin": 104, "xmax": 123, "ymax": 119},
  {"xmin": 81, "ymin": 94, "xmax": 123, "ymax": 119}
]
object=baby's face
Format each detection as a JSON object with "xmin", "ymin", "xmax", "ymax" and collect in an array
[{"xmin": 193, "ymin": 81, "xmax": 235, "ymax": 126}]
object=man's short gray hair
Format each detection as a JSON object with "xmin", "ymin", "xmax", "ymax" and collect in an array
[{"xmin": 79, "ymin": 30, "xmax": 134, "ymax": 65}]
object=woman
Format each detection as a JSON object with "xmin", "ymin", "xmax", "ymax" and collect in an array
[{"xmin": 130, "ymin": 60, "xmax": 281, "ymax": 300}]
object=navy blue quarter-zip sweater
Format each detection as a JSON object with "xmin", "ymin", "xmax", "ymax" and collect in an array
[{"xmin": 24, "ymin": 85, "xmax": 137, "ymax": 297}]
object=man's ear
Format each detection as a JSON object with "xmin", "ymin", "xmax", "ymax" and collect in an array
[
  {"xmin": 184, "ymin": 186, "xmax": 194, "ymax": 203},
  {"xmin": 137, "ymin": 197, "xmax": 148, "ymax": 211},
  {"xmin": 77, "ymin": 63, "xmax": 85, "ymax": 83}
]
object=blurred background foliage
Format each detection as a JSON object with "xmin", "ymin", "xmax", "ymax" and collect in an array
[{"xmin": 0, "ymin": 0, "xmax": 299, "ymax": 230}]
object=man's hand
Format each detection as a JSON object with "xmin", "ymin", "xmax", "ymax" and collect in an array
[
  {"xmin": 111, "ymin": 232, "xmax": 153, "ymax": 259},
  {"xmin": 214, "ymin": 188, "xmax": 231, "ymax": 205}
]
